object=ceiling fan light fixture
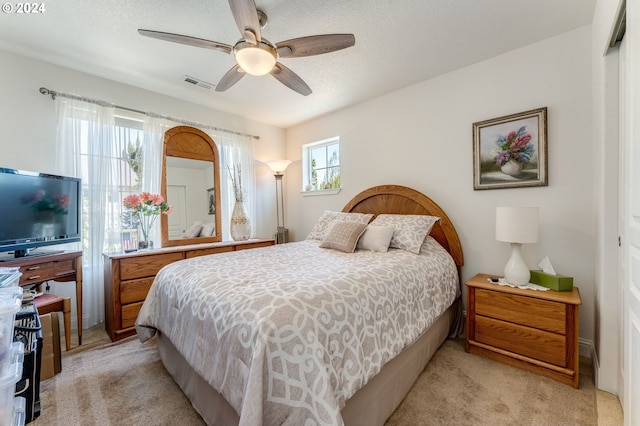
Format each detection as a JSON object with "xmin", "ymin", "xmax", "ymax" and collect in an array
[{"xmin": 234, "ymin": 41, "xmax": 277, "ymax": 76}]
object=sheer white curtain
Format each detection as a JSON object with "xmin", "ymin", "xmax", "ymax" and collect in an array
[
  {"xmin": 143, "ymin": 113, "xmax": 172, "ymax": 243},
  {"xmin": 55, "ymin": 97, "xmax": 115, "ymax": 328},
  {"xmin": 207, "ymin": 132, "xmax": 256, "ymax": 240}
]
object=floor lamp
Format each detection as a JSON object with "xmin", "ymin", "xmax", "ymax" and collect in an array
[{"xmin": 266, "ymin": 160, "xmax": 292, "ymax": 244}]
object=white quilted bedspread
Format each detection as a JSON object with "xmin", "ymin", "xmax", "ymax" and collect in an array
[{"xmin": 136, "ymin": 237, "xmax": 459, "ymax": 426}]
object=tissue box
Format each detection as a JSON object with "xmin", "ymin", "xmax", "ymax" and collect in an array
[{"xmin": 529, "ymin": 270, "xmax": 574, "ymax": 291}]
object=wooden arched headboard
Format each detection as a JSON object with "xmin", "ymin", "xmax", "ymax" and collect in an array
[{"xmin": 342, "ymin": 185, "xmax": 464, "ymax": 269}]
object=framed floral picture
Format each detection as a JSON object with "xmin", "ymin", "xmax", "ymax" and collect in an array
[{"xmin": 473, "ymin": 107, "xmax": 548, "ymax": 190}]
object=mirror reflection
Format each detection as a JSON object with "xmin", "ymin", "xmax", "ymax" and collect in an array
[
  {"xmin": 161, "ymin": 125, "xmax": 221, "ymax": 248},
  {"xmin": 166, "ymin": 157, "xmax": 215, "ymax": 240}
]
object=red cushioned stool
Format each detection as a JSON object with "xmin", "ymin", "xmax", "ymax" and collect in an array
[{"xmin": 34, "ymin": 293, "xmax": 71, "ymax": 351}]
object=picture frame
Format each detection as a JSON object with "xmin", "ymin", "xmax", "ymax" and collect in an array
[
  {"xmin": 473, "ymin": 107, "xmax": 548, "ymax": 190},
  {"xmin": 207, "ymin": 187, "xmax": 215, "ymax": 215}
]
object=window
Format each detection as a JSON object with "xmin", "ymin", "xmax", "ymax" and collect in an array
[
  {"xmin": 77, "ymin": 116, "xmax": 146, "ymax": 253},
  {"xmin": 302, "ymin": 137, "xmax": 340, "ymax": 192}
]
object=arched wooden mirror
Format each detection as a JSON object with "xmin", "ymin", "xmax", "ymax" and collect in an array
[{"xmin": 161, "ymin": 126, "xmax": 222, "ymax": 247}]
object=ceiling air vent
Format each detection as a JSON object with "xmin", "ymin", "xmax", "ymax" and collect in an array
[{"xmin": 183, "ymin": 75, "xmax": 214, "ymax": 91}]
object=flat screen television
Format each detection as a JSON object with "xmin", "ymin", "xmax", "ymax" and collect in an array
[{"xmin": 0, "ymin": 167, "xmax": 81, "ymax": 259}]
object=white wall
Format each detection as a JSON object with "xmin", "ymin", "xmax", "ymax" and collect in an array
[
  {"xmin": 0, "ymin": 48, "xmax": 287, "ymax": 240},
  {"xmin": 286, "ymin": 27, "xmax": 595, "ymax": 343}
]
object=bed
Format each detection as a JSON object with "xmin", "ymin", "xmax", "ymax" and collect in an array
[{"xmin": 135, "ymin": 185, "xmax": 464, "ymax": 426}]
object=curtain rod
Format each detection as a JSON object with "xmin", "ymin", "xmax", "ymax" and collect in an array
[{"xmin": 38, "ymin": 87, "xmax": 260, "ymax": 140}]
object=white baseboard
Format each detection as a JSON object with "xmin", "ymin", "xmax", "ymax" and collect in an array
[{"xmin": 579, "ymin": 337, "xmax": 595, "ymax": 359}]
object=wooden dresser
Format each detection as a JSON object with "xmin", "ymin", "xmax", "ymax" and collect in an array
[
  {"xmin": 465, "ymin": 273, "xmax": 581, "ymax": 388},
  {"xmin": 103, "ymin": 239, "xmax": 275, "ymax": 341}
]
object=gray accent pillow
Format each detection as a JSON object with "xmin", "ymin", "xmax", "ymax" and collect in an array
[{"xmin": 319, "ymin": 221, "xmax": 368, "ymax": 253}]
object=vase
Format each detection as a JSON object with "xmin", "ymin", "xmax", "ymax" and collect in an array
[
  {"xmin": 138, "ymin": 240, "xmax": 153, "ymax": 250},
  {"xmin": 230, "ymin": 201, "xmax": 251, "ymax": 241},
  {"xmin": 500, "ymin": 159, "xmax": 524, "ymax": 177}
]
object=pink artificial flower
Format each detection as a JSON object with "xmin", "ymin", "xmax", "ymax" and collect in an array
[
  {"xmin": 163, "ymin": 205, "xmax": 174, "ymax": 215},
  {"xmin": 150, "ymin": 194, "xmax": 165, "ymax": 205},
  {"xmin": 140, "ymin": 192, "xmax": 153, "ymax": 204},
  {"xmin": 123, "ymin": 194, "xmax": 142, "ymax": 209}
]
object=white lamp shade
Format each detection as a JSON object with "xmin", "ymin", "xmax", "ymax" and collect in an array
[
  {"xmin": 495, "ymin": 206, "xmax": 539, "ymax": 244},
  {"xmin": 266, "ymin": 160, "xmax": 292, "ymax": 174}
]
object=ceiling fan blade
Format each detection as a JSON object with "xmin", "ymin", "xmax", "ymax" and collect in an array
[
  {"xmin": 270, "ymin": 63, "xmax": 312, "ymax": 96},
  {"xmin": 138, "ymin": 29, "xmax": 232, "ymax": 54},
  {"xmin": 215, "ymin": 64, "xmax": 245, "ymax": 92},
  {"xmin": 276, "ymin": 34, "xmax": 355, "ymax": 58},
  {"xmin": 228, "ymin": 0, "xmax": 261, "ymax": 42}
]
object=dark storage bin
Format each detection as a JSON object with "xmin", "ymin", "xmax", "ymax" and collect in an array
[{"xmin": 14, "ymin": 304, "xmax": 42, "ymax": 424}]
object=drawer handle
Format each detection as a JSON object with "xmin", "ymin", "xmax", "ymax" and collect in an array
[
  {"xmin": 27, "ymin": 275, "xmax": 41, "ymax": 280},
  {"xmin": 26, "ymin": 266, "xmax": 41, "ymax": 271}
]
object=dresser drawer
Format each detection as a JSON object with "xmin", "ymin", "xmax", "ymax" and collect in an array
[
  {"xmin": 186, "ymin": 246, "xmax": 234, "ymax": 258},
  {"xmin": 19, "ymin": 262, "xmax": 54, "ymax": 284},
  {"xmin": 475, "ymin": 315, "xmax": 567, "ymax": 367},
  {"xmin": 475, "ymin": 288, "xmax": 566, "ymax": 334},
  {"xmin": 236, "ymin": 241, "xmax": 274, "ymax": 250},
  {"xmin": 119, "ymin": 252, "xmax": 184, "ymax": 280},
  {"xmin": 120, "ymin": 277, "xmax": 155, "ymax": 304},
  {"xmin": 121, "ymin": 302, "xmax": 144, "ymax": 329}
]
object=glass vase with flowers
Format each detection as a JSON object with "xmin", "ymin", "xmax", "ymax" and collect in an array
[{"xmin": 123, "ymin": 192, "xmax": 172, "ymax": 250}]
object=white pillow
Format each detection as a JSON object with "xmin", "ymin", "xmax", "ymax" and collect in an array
[
  {"xmin": 357, "ymin": 225, "xmax": 395, "ymax": 252},
  {"xmin": 199, "ymin": 223, "xmax": 215, "ymax": 237},
  {"xmin": 370, "ymin": 214, "xmax": 441, "ymax": 254},
  {"xmin": 306, "ymin": 210, "xmax": 373, "ymax": 240},
  {"xmin": 183, "ymin": 221, "xmax": 203, "ymax": 238},
  {"xmin": 319, "ymin": 221, "xmax": 368, "ymax": 253}
]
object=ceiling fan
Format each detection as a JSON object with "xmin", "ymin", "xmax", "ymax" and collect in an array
[{"xmin": 138, "ymin": 0, "xmax": 355, "ymax": 96}]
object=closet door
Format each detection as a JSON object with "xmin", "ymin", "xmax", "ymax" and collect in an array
[
  {"xmin": 167, "ymin": 185, "xmax": 187, "ymax": 239},
  {"xmin": 623, "ymin": 2, "xmax": 640, "ymax": 424}
]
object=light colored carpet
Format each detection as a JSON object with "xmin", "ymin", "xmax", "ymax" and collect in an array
[
  {"xmin": 33, "ymin": 335, "xmax": 608, "ymax": 425},
  {"xmin": 387, "ymin": 339, "xmax": 596, "ymax": 425}
]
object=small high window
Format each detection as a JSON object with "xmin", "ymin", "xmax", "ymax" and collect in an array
[{"xmin": 302, "ymin": 137, "xmax": 340, "ymax": 192}]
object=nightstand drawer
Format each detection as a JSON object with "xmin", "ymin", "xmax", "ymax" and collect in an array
[
  {"xmin": 475, "ymin": 315, "xmax": 567, "ymax": 366},
  {"xmin": 476, "ymin": 288, "xmax": 566, "ymax": 334}
]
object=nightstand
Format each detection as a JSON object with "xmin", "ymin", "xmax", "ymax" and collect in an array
[{"xmin": 465, "ymin": 273, "xmax": 581, "ymax": 388}]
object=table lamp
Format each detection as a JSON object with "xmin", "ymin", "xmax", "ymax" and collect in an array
[
  {"xmin": 266, "ymin": 160, "xmax": 292, "ymax": 244},
  {"xmin": 495, "ymin": 206, "xmax": 539, "ymax": 285}
]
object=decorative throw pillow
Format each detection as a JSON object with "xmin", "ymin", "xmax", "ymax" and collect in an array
[
  {"xmin": 199, "ymin": 223, "xmax": 215, "ymax": 237},
  {"xmin": 306, "ymin": 210, "xmax": 373, "ymax": 240},
  {"xmin": 370, "ymin": 214, "xmax": 441, "ymax": 254},
  {"xmin": 183, "ymin": 222, "xmax": 203, "ymax": 238},
  {"xmin": 356, "ymin": 225, "xmax": 395, "ymax": 252},
  {"xmin": 319, "ymin": 221, "xmax": 368, "ymax": 253}
]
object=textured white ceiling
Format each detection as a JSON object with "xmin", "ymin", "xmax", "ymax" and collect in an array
[{"xmin": 0, "ymin": 0, "xmax": 595, "ymax": 128}]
